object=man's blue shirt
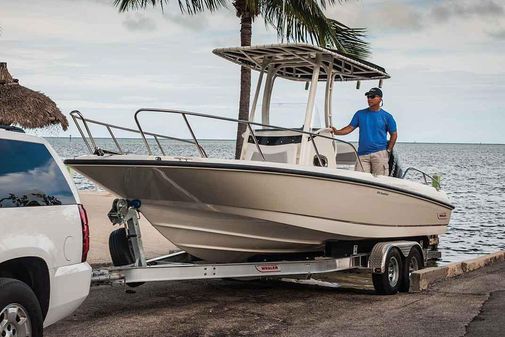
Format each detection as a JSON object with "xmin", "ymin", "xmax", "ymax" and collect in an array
[{"xmin": 350, "ymin": 108, "xmax": 397, "ymax": 156}]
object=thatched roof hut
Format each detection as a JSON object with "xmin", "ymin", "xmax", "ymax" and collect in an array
[{"xmin": 0, "ymin": 62, "xmax": 68, "ymax": 130}]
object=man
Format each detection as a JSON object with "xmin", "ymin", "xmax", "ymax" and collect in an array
[{"xmin": 331, "ymin": 88, "xmax": 397, "ymax": 176}]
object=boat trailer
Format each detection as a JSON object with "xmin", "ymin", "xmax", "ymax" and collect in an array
[{"xmin": 92, "ymin": 199, "xmax": 440, "ymax": 295}]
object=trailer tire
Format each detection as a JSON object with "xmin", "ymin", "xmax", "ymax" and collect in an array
[
  {"xmin": 372, "ymin": 248, "xmax": 403, "ymax": 295},
  {"xmin": 109, "ymin": 228, "xmax": 134, "ymax": 266},
  {"xmin": 109, "ymin": 228, "xmax": 144, "ymax": 288},
  {"xmin": 399, "ymin": 248, "xmax": 424, "ymax": 293}
]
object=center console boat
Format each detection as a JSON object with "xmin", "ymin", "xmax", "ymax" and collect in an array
[{"xmin": 65, "ymin": 44, "xmax": 454, "ymax": 263}]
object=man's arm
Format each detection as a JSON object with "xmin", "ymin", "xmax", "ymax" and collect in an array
[
  {"xmin": 331, "ymin": 125, "xmax": 355, "ymax": 136},
  {"xmin": 387, "ymin": 131, "xmax": 398, "ymax": 152}
]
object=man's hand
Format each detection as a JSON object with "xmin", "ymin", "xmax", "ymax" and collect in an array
[
  {"xmin": 387, "ymin": 132, "xmax": 398, "ymax": 153},
  {"xmin": 330, "ymin": 125, "xmax": 354, "ymax": 136}
]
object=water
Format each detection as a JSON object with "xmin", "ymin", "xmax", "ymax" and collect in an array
[{"xmin": 48, "ymin": 137, "xmax": 505, "ymax": 264}]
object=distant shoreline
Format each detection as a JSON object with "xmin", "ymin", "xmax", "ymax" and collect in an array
[{"xmin": 44, "ymin": 137, "xmax": 505, "ymax": 146}]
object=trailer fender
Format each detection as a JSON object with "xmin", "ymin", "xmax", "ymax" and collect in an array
[{"xmin": 369, "ymin": 241, "xmax": 423, "ymax": 274}]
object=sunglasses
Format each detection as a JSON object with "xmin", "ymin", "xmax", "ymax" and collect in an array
[{"xmin": 367, "ymin": 95, "xmax": 378, "ymax": 99}]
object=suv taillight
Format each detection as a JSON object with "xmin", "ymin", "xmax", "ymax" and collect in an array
[{"xmin": 78, "ymin": 204, "xmax": 90, "ymax": 262}]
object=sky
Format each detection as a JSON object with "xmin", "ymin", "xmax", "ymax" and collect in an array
[{"xmin": 0, "ymin": 0, "xmax": 504, "ymax": 143}]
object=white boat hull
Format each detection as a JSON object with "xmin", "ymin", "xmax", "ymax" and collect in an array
[{"xmin": 67, "ymin": 156, "xmax": 453, "ymax": 262}]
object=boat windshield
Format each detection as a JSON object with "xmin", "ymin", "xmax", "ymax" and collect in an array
[{"xmin": 264, "ymin": 79, "xmax": 325, "ymax": 128}]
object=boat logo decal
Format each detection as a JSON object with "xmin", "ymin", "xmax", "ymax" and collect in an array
[
  {"xmin": 437, "ymin": 212, "xmax": 448, "ymax": 220},
  {"xmin": 256, "ymin": 264, "xmax": 280, "ymax": 273},
  {"xmin": 376, "ymin": 191, "xmax": 389, "ymax": 196}
]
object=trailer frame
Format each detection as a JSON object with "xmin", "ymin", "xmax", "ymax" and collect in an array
[{"xmin": 92, "ymin": 199, "xmax": 439, "ymax": 294}]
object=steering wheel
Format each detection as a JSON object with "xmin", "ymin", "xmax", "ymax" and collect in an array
[
  {"xmin": 313, "ymin": 128, "xmax": 337, "ymax": 152},
  {"xmin": 314, "ymin": 127, "xmax": 333, "ymax": 135}
]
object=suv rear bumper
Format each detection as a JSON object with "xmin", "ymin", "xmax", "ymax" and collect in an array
[{"xmin": 44, "ymin": 262, "xmax": 92, "ymax": 327}]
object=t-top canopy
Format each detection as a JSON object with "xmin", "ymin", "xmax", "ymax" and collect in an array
[{"xmin": 213, "ymin": 43, "xmax": 390, "ymax": 82}]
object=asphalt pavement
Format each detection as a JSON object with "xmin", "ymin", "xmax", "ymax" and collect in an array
[{"xmin": 45, "ymin": 260, "xmax": 505, "ymax": 337}]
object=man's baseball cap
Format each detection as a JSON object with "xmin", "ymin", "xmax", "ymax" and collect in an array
[{"xmin": 365, "ymin": 87, "xmax": 383, "ymax": 97}]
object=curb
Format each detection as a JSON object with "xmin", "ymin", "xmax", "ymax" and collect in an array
[{"xmin": 410, "ymin": 250, "xmax": 505, "ymax": 292}]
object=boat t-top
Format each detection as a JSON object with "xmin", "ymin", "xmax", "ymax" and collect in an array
[{"xmin": 65, "ymin": 43, "xmax": 454, "ymax": 264}]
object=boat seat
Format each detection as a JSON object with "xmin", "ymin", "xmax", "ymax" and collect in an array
[{"xmin": 243, "ymin": 143, "xmax": 299, "ymax": 164}]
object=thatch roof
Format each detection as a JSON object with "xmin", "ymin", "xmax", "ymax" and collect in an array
[{"xmin": 0, "ymin": 62, "xmax": 68, "ymax": 130}]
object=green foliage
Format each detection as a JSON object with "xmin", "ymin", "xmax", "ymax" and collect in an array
[
  {"xmin": 261, "ymin": 0, "xmax": 369, "ymax": 57},
  {"xmin": 114, "ymin": 0, "xmax": 369, "ymax": 58},
  {"xmin": 113, "ymin": 0, "xmax": 227, "ymax": 14}
]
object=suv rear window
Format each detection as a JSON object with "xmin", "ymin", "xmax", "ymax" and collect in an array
[{"xmin": 0, "ymin": 139, "xmax": 76, "ymax": 208}]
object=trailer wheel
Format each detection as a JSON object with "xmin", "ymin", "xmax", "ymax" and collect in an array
[
  {"xmin": 109, "ymin": 228, "xmax": 144, "ymax": 288},
  {"xmin": 399, "ymin": 248, "xmax": 424, "ymax": 293},
  {"xmin": 372, "ymin": 248, "xmax": 403, "ymax": 295},
  {"xmin": 109, "ymin": 228, "xmax": 134, "ymax": 266}
]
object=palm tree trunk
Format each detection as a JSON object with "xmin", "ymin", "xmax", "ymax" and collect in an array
[{"xmin": 235, "ymin": 12, "xmax": 252, "ymax": 159}]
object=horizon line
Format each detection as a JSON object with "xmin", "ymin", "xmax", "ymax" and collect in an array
[{"xmin": 43, "ymin": 137, "xmax": 505, "ymax": 146}]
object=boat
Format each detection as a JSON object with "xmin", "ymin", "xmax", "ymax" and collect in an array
[{"xmin": 65, "ymin": 44, "xmax": 454, "ymax": 263}]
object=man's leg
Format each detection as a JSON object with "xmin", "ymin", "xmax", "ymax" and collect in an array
[
  {"xmin": 355, "ymin": 154, "xmax": 371, "ymax": 173},
  {"xmin": 370, "ymin": 150, "xmax": 389, "ymax": 176}
]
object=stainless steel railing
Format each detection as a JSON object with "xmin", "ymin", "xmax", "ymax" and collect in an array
[
  {"xmin": 71, "ymin": 109, "xmax": 444, "ymax": 188},
  {"xmin": 402, "ymin": 167, "xmax": 441, "ymax": 190},
  {"xmin": 70, "ymin": 109, "xmax": 363, "ymax": 170},
  {"xmin": 70, "ymin": 110, "xmax": 204, "ymax": 156}
]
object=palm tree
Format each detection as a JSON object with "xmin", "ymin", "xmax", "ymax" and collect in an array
[{"xmin": 114, "ymin": 0, "xmax": 369, "ymax": 158}]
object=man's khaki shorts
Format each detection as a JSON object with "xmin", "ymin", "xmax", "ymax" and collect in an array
[{"xmin": 355, "ymin": 150, "xmax": 389, "ymax": 176}]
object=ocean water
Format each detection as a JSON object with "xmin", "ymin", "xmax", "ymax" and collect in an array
[{"xmin": 47, "ymin": 137, "xmax": 505, "ymax": 264}]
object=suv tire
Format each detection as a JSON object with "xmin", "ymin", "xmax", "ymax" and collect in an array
[{"xmin": 0, "ymin": 278, "xmax": 43, "ymax": 337}]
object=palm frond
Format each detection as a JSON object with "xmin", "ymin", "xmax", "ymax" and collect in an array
[
  {"xmin": 114, "ymin": 0, "xmax": 157, "ymax": 12},
  {"xmin": 260, "ymin": 0, "xmax": 369, "ymax": 58},
  {"xmin": 114, "ymin": 0, "xmax": 227, "ymax": 14},
  {"xmin": 315, "ymin": 0, "xmax": 344, "ymax": 10},
  {"xmin": 327, "ymin": 20, "xmax": 369, "ymax": 58}
]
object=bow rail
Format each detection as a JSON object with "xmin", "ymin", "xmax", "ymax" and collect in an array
[{"xmin": 70, "ymin": 109, "xmax": 363, "ymax": 170}]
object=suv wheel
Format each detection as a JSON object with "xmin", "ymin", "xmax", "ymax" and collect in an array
[{"xmin": 0, "ymin": 278, "xmax": 43, "ymax": 337}]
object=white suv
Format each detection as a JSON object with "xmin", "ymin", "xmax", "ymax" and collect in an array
[{"xmin": 0, "ymin": 126, "xmax": 91, "ymax": 337}]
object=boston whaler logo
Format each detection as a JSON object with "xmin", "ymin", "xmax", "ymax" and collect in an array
[
  {"xmin": 437, "ymin": 212, "xmax": 448, "ymax": 220},
  {"xmin": 256, "ymin": 264, "xmax": 280, "ymax": 272}
]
